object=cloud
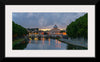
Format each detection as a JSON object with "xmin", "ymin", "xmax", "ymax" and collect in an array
[
  {"xmin": 27, "ymin": 13, "xmax": 33, "ymax": 18},
  {"xmin": 12, "ymin": 12, "xmax": 86, "ymax": 29}
]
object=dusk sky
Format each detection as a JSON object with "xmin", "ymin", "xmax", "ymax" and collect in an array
[{"xmin": 12, "ymin": 12, "xmax": 86, "ymax": 30}]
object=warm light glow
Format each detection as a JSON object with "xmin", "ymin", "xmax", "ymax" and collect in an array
[
  {"xmin": 34, "ymin": 38, "xmax": 38, "ymax": 41},
  {"xmin": 56, "ymin": 33, "xmax": 61, "ymax": 35},
  {"xmin": 29, "ymin": 40, "xmax": 31, "ymax": 43},
  {"xmin": 55, "ymin": 39, "xmax": 61, "ymax": 48},
  {"xmin": 58, "ymin": 40, "xmax": 61, "ymax": 44},
  {"xmin": 29, "ymin": 33, "xmax": 32, "ymax": 34},
  {"xmin": 29, "ymin": 38, "xmax": 32, "ymax": 40},
  {"xmin": 41, "ymin": 32, "xmax": 44, "ymax": 35},
  {"xmin": 58, "ymin": 41, "xmax": 61, "ymax": 48},
  {"xmin": 34, "ymin": 33, "xmax": 38, "ymax": 34},
  {"xmin": 48, "ymin": 38, "xmax": 50, "ymax": 45},
  {"xmin": 41, "ymin": 36, "xmax": 45, "ymax": 45},
  {"xmin": 39, "ymin": 28, "xmax": 65, "ymax": 31},
  {"xmin": 63, "ymin": 32, "xmax": 67, "ymax": 35},
  {"xmin": 39, "ymin": 29, "xmax": 51, "ymax": 31},
  {"xmin": 55, "ymin": 39, "xmax": 58, "ymax": 44}
]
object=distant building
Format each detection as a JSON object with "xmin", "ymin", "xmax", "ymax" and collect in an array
[
  {"xmin": 27, "ymin": 28, "xmax": 38, "ymax": 32},
  {"xmin": 26, "ymin": 28, "xmax": 39, "ymax": 35},
  {"xmin": 49, "ymin": 25, "xmax": 61, "ymax": 35},
  {"xmin": 26, "ymin": 25, "xmax": 67, "ymax": 36},
  {"xmin": 48, "ymin": 25, "xmax": 67, "ymax": 37}
]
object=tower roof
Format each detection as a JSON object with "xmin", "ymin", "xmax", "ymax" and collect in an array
[{"xmin": 53, "ymin": 25, "xmax": 58, "ymax": 29}]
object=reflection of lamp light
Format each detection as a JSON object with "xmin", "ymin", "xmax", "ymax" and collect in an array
[
  {"xmin": 48, "ymin": 38, "xmax": 50, "ymax": 42},
  {"xmin": 29, "ymin": 40, "xmax": 31, "ymax": 43},
  {"xmin": 55, "ymin": 40, "xmax": 61, "ymax": 48},
  {"xmin": 58, "ymin": 41, "xmax": 61, "ymax": 44},
  {"xmin": 42, "ymin": 36, "xmax": 45, "ymax": 45},
  {"xmin": 48, "ymin": 38, "xmax": 50, "ymax": 45},
  {"xmin": 42, "ymin": 38, "xmax": 45, "ymax": 45},
  {"xmin": 42, "ymin": 38, "xmax": 45, "ymax": 41},
  {"xmin": 55, "ymin": 39, "xmax": 58, "ymax": 44},
  {"xmin": 58, "ymin": 41, "xmax": 61, "ymax": 48},
  {"xmin": 34, "ymin": 38, "xmax": 38, "ymax": 40},
  {"xmin": 29, "ymin": 38, "xmax": 32, "ymax": 40}
]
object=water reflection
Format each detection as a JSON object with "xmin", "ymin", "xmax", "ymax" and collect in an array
[
  {"xmin": 58, "ymin": 40, "xmax": 61, "ymax": 48},
  {"xmin": 55, "ymin": 39, "xmax": 61, "ymax": 48},
  {"xmin": 29, "ymin": 40, "xmax": 31, "ymax": 43},
  {"xmin": 34, "ymin": 38, "xmax": 38, "ymax": 43},
  {"xmin": 48, "ymin": 38, "xmax": 50, "ymax": 45},
  {"xmin": 25, "ymin": 37, "xmax": 87, "ymax": 50},
  {"xmin": 25, "ymin": 37, "xmax": 67, "ymax": 50},
  {"xmin": 55, "ymin": 39, "xmax": 57, "ymax": 44},
  {"xmin": 29, "ymin": 38, "xmax": 32, "ymax": 43},
  {"xmin": 41, "ymin": 38, "xmax": 45, "ymax": 45},
  {"xmin": 40, "ymin": 38, "xmax": 62, "ymax": 48}
]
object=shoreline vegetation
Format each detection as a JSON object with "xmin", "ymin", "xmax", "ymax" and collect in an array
[
  {"xmin": 66, "ymin": 13, "xmax": 88, "ymax": 40},
  {"xmin": 13, "ymin": 38, "xmax": 24, "ymax": 47},
  {"xmin": 13, "ymin": 21, "xmax": 28, "ymax": 50},
  {"xmin": 13, "ymin": 37, "xmax": 29, "ymax": 50},
  {"xmin": 62, "ymin": 13, "xmax": 88, "ymax": 49}
]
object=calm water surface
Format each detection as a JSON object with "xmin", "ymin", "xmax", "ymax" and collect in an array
[{"xmin": 24, "ymin": 38, "xmax": 68, "ymax": 50}]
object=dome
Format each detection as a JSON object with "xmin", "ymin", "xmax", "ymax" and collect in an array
[{"xmin": 53, "ymin": 25, "xmax": 58, "ymax": 29}]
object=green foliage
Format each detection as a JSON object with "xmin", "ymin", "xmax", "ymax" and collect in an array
[
  {"xmin": 66, "ymin": 13, "xmax": 88, "ymax": 39},
  {"xmin": 13, "ymin": 41, "xmax": 28, "ymax": 50},
  {"xmin": 13, "ymin": 38, "xmax": 25, "ymax": 47},
  {"xmin": 13, "ymin": 21, "xmax": 28, "ymax": 38}
]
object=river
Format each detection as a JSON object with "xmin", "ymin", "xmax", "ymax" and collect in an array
[
  {"xmin": 24, "ymin": 37, "xmax": 87, "ymax": 50},
  {"xmin": 24, "ymin": 38, "xmax": 68, "ymax": 50}
]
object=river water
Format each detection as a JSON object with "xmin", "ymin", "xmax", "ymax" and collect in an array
[
  {"xmin": 24, "ymin": 38, "xmax": 68, "ymax": 50},
  {"xmin": 24, "ymin": 37, "xmax": 87, "ymax": 50}
]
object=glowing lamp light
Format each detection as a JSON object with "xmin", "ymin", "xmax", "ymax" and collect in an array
[
  {"xmin": 63, "ymin": 32, "xmax": 67, "ymax": 35},
  {"xmin": 34, "ymin": 38, "xmax": 38, "ymax": 40},
  {"xmin": 41, "ymin": 32, "xmax": 44, "ymax": 35}
]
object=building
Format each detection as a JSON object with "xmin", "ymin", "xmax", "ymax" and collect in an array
[
  {"xmin": 49, "ymin": 25, "xmax": 61, "ymax": 35},
  {"xmin": 27, "ymin": 28, "xmax": 39, "ymax": 35}
]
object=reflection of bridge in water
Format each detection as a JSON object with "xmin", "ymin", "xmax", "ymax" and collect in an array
[
  {"xmin": 28, "ymin": 34, "xmax": 66, "ymax": 40},
  {"xmin": 24, "ymin": 37, "xmax": 66, "ymax": 50},
  {"xmin": 24, "ymin": 34, "xmax": 87, "ymax": 50}
]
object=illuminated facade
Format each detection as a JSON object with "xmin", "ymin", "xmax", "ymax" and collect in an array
[
  {"xmin": 49, "ymin": 25, "xmax": 67, "ymax": 36},
  {"xmin": 49, "ymin": 25, "xmax": 61, "ymax": 35}
]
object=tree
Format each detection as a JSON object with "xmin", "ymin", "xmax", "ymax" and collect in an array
[
  {"xmin": 66, "ymin": 13, "xmax": 88, "ymax": 39},
  {"xmin": 13, "ymin": 21, "xmax": 28, "ymax": 39}
]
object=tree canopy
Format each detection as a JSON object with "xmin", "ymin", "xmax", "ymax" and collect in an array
[
  {"xmin": 66, "ymin": 13, "xmax": 88, "ymax": 39},
  {"xmin": 13, "ymin": 21, "xmax": 28, "ymax": 38}
]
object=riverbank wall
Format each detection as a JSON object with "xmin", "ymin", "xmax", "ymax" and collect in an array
[{"xmin": 59, "ymin": 38, "xmax": 87, "ymax": 48}]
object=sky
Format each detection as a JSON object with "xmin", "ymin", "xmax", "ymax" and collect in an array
[{"xmin": 12, "ymin": 12, "xmax": 86, "ymax": 30}]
